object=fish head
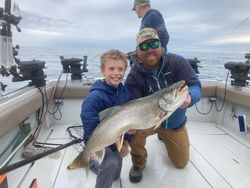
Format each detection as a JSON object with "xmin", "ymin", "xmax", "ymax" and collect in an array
[{"xmin": 158, "ymin": 80, "xmax": 188, "ymax": 113}]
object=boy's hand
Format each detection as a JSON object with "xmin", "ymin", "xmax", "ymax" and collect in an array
[
  {"xmin": 126, "ymin": 129, "xmax": 136, "ymax": 134},
  {"xmin": 119, "ymin": 140, "xmax": 129, "ymax": 157}
]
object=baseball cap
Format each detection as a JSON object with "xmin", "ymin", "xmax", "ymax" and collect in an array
[
  {"xmin": 132, "ymin": 0, "xmax": 150, "ymax": 11},
  {"xmin": 136, "ymin": 28, "xmax": 159, "ymax": 46}
]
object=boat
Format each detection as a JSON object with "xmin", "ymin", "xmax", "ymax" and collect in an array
[{"xmin": 1, "ymin": 1, "xmax": 250, "ymax": 187}]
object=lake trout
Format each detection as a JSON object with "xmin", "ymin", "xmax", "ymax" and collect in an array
[{"xmin": 67, "ymin": 80, "xmax": 188, "ymax": 174}]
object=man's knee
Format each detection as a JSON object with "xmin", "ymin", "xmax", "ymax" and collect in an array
[
  {"xmin": 173, "ymin": 158, "xmax": 189, "ymax": 169},
  {"xmin": 169, "ymin": 154, "xmax": 189, "ymax": 169}
]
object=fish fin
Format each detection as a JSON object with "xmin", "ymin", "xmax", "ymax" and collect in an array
[
  {"xmin": 85, "ymin": 166, "xmax": 90, "ymax": 177},
  {"xmin": 67, "ymin": 151, "xmax": 84, "ymax": 169},
  {"xmin": 94, "ymin": 149, "xmax": 105, "ymax": 164},
  {"xmin": 115, "ymin": 134, "xmax": 125, "ymax": 151},
  {"xmin": 99, "ymin": 106, "xmax": 121, "ymax": 121},
  {"xmin": 67, "ymin": 151, "xmax": 90, "ymax": 176},
  {"xmin": 153, "ymin": 113, "xmax": 169, "ymax": 130}
]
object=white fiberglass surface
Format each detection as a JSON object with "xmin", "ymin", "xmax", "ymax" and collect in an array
[{"xmin": 12, "ymin": 121, "xmax": 250, "ymax": 188}]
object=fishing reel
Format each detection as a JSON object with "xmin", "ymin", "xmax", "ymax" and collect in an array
[
  {"xmin": 1, "ymin": 11, "xmax": 21, "ymax": 32},
  {"xmin": 60, "ymin": 56, "xmax": 88, "ymax": 80},
  {"xmin": 0, "ymin": 0, "xmax": 22, "ymax": 31},
  {"xmin": 11, "ymin": 60, "xmax": 47, "ymax": 87},
  {"xmin": 187, "ymin": 58, "xmax": 201, "ymax": 75},
  {"xmin": 224, "ymin": 53, "xmax": 250, "ymax": 87},
  {"xmin": 127, "ymin": 51, "xmax": 137, "ymax": 68}
]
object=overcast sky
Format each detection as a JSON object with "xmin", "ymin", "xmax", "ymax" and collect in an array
[{"xmin": 1, "ymin": 0, "xmax": 250, "ymax": 53}]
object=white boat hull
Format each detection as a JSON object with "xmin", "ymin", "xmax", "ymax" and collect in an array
[{"xmin": 0, "ymin": 80, "xmax": 250, "ymax": 188}]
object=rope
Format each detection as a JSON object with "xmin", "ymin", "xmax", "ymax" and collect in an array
[
  {"xmin": 34, "ymin": 72, "xmax": 63, "ymax": 140},
  {"xmin": 0, "ymin": 138, "xmax": 82, "ymax": 175}
]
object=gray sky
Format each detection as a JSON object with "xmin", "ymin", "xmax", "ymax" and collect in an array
[{"xmin": 1, "ymin": 0, "xmax": 250, "ymax": 52}]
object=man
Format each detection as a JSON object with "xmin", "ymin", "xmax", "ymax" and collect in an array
[
  {"xmin": 127, "ymin": 0, "xmax": 170, "ymax": 67},
  {"xmin": 125, "ymin": 28, "xmax": 201, "ymax": 183},
  {"xmin": 132, "ymin": 0, "xmax": 169, "ymax": 50}
]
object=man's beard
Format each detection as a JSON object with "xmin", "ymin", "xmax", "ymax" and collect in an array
[{"xmin": 142, "ymin": 53, "xmax": 159, "ymax": 69}]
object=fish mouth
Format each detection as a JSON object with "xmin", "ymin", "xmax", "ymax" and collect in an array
[
  {"xmin": 158, "ymin": 86, "xmax": 188, "ymax": 112},
  {"xmin": 170, "ymin": 88, "xmax": 188, "ymax": 110},
  {"xmin": 159, "ymin": 110, "xmax": 169, "ymax": 119}
]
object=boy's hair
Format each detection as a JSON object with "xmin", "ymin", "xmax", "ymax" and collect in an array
[{"xmin": 100, "ymin": 49, "xmax": 128, "ymax": 70}]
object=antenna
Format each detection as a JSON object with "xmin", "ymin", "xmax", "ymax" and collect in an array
[
  {"xmin": 0, "ymin": 0, "xmax": 21, "ymax": 69},
  {"xmin": 231, "ymin": 16, "xmax": 250, "ymax": 34}
]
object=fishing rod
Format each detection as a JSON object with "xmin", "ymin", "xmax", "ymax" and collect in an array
[
  {"xmin": 0, "ymin": 138, "xmax": 83, "ymax": 175},
  {"xmin": 5, "ymin": 0, "xmax": 11, "ymax": 14},
  {"xmin": 0, "ymin": 0, "xmax": 22, "ymax": 91}
]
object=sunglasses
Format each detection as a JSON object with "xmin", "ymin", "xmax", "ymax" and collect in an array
[{"xmin": 138, "ymin": 40, "xmax": 160, "ymax": 51}]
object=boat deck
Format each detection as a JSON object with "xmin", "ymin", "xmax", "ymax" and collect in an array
[{"xmin": 7, "ymin": 121, "xmax": 250, "ymax": 188}]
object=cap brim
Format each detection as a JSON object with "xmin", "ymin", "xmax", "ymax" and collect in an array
[{"xmin": 137, "ymin": 38, "xmax": 159, "ymax": 46}]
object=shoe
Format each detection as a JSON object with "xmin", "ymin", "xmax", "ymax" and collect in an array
[
  {"xmin": 89, "ymin": 157, "xmax": 99, "ymax": 175},
  {"xmin": 157, "ymin": 134, "xmax": 163, "ymax": 141},
  {"xmin": 129, "ymin": 165, "xmax": 145, "ymax": 183}
]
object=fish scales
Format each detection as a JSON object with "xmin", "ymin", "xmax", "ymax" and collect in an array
[{"xmin": 67, "ymin": 80, "xmax": 187, "ymax": 172}]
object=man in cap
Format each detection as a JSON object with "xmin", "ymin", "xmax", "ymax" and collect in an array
[
  {"xmin": 132, "ymin": 0, "xmax": 169, "ymax": 51},
  {"xmin": 125, "ymin": 28, "xmax": 201, "ymax": 183}
]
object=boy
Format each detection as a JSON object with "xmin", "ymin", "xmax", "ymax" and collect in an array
[{"xmin": 80, "ymin": 49, "xmax": 132, "ymax": 188}]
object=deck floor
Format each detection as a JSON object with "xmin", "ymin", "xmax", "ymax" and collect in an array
[{"xmin": 8, "ymin": 121, "xmax": 250, "ymax": 188}]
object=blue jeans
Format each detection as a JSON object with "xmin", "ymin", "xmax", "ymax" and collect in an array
[{"xmin": 89, "ymin": 147, "xmax": 122, "ymax": 188}]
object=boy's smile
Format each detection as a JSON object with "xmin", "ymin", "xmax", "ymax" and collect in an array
[{"xmin": 101, "ymin": 59, "xmax": 126, "ymax": 87}]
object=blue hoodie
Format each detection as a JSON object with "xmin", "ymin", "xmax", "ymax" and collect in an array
[
  {"xmin": 125, "ymin": 51, "xmax": 201, "ymax": 129},
  {"xmin": 140, "ymin": 9, "xmax": 170, "ymax": 51},
  {"xmin": 81, "ymin": 79, "xmax": 132, "ymax": 151}
]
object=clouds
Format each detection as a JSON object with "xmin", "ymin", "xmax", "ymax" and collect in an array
[
  {"xmin": 1, "ymin": 0, "xmax": 249, "ymax": 52},
  {"xmin": 158, "ymin": 0, "xmax": 250, "ymax": 52},
  {"xmin": 7, "ymin": 0, "xmax": 138, "ymax": 49}
]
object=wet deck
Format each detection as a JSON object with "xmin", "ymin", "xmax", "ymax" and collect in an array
[{"xmin": 7, "ymin": 121, "xmax": 250, "ymax": 188}]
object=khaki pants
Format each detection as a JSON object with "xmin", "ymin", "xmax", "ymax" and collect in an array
[{"xmin": 129, "ymin": 126, "xmax": 190, "ymax": 168}]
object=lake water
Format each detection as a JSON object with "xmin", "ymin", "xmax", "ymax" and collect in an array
[{"xmin": 0, "ymin": 46, "xmax": 248, "ymax": 93}]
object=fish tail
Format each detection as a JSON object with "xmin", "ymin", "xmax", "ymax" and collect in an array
[
  {"xmin": 84, "ymin": 165, "xmax": 90, "ymax": 176},
  {"xmin": 67, "ymin": 151, "xmax": 89, "ymax": 171}
]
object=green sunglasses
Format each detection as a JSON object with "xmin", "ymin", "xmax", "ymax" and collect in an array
[{"xmin": 138, "ymin": 40, "xmax": 160, "ymax": 51}]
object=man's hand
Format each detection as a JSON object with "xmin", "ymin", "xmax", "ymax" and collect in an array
[
  {"xmin": 179, "ymin": 85, "xmax": 191, "ymax": 108},
  {"xmin": 119, "ymin": 140, "xmax": 129, "ymax": 157}
]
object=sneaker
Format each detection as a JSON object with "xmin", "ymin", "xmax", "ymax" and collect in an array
[
  {"xmin": 89, "ymin": 157, "xmax": 99, "ymax": 175},
  {"xmin": 129, "ymin": 165, "xmax": 145, "ymax": 183},
  {"xmin": 157, "ymin": 134, "xmax": 163, "ymax": 141}
]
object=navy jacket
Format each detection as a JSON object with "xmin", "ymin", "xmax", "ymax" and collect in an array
[
  {"xmin": 125, "ymin": 51, "xmax": 201, "ymax": 129},
  {"xmin": 81, "ymin": 79, "xmax": 132, "ymax": 151},
  {"xmin": 141, "ymin": 9, "xmax": 170, "ymax": 51}
]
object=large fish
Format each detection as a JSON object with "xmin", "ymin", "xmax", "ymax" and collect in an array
[{"xmin": 67, "ymin": 80, "xmax": 188, "ymax": 174}]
